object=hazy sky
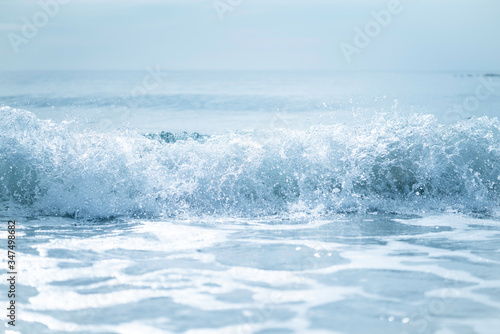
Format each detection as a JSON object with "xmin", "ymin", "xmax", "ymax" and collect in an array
[{"xmin": 0, "ymin": 0, "xmax": 499, "ymax": 71}]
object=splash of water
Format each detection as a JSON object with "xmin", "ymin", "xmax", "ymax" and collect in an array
[{"xmin": 1, "ymin": 107, "xmax": 499, "ymax": 219}]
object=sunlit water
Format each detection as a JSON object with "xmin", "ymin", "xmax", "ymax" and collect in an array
[{"xmin": 1, "ymin": 71, "xmax": 500, "ymax": 333}]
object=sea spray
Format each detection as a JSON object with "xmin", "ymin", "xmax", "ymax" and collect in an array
[{"xmin": 1, "ymin": 107, "xmax": 499, "ymax": 219}]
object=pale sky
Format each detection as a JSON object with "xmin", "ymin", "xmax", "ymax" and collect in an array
[{"xmin": 0, "ymin": 0, "xmax": 499, "ymax": 71}]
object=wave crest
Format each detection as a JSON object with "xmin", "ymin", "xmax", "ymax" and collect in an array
[{"xmin": 1, "ymin": 107, "xmax": 499, "ymax": 218}]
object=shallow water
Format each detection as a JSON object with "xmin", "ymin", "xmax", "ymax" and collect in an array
[{"xmin": 1, "ymin": 210, "xmax": 499, "ymax": 334}]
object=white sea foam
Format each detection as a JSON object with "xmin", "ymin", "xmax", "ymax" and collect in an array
[{"xmin": 1, "ymin": 106, "xmax": 499, "ymax": 219}]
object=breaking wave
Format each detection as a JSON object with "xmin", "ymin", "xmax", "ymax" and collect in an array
[{"xmin": 1, "ymin": 106, "xmax": 499, "ymax": 219}]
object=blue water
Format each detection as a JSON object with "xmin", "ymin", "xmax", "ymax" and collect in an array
[{"xmin": 1, "ymin": 71, "xmax": 500, "ymax": 333}]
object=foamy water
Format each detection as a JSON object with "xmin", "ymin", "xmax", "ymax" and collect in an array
[
  {"xmin": 3, "ymin": 212, "xmax": 500, "ymax": 334},
  {"xmin": 1, "ymin": 107, "xmax": 499, "ymax": 219}
]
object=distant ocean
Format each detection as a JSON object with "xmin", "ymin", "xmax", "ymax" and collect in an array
[{"xmin": 1, "ymin": 71, "xmax": 500, "ymax": 333}]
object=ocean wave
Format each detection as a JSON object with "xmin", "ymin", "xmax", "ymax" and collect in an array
[{"xmin": 1, "ymin": 106, "xmax": 499, "ymax": 219}]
